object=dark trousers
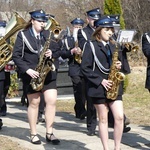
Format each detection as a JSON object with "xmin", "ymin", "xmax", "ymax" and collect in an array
[
  {"xmin": 0, "ymin": 72, "xmax": 10, "ymax": 112},
  {"xmin": 21, "ymin": 81, "xmax": 29, "ymax": 107},
  {"xmin": 0, "ymin": 81, "xmax": 4, "ymax": 108},
  {"xmin": 84, "ymin": 78, "xmax": 97, "ymax": 131},
  {"xmin": 39, "ymin": 94, "xmax": 45, "ymax": 116},
  {"xmin": 71, "ymin": 76, "xmax": 86, "ymax": 118}
]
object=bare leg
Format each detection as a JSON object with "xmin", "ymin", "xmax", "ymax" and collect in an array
[
  {"xmin": 95, "ymin": 103, "xmax": 109, "ymax": 150},
  {"xmin": 109, "ymin": 101, "xmax": 124, "ymax": 150},
  {"xmin": 27, "ymin": 92, "xmax": 41, "ymax": 142},
  {"xmin": 44, "ymin": 89, "xmax": 57, "ymax": 134}
]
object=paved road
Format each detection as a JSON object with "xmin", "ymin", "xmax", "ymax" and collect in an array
[{"xmin": 0, "ymin": 97, "xmax": 150, "ymax": 150}]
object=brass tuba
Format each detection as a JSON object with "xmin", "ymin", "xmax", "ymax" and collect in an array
[
  {"xmin": 30, "ymin": 16, "xmax": 61, "ymax": 91},
  {"xmin": 45, "ymin": 15, "xmax": 61, "ymax": 39},
  {"xmin": 106, "ymin": 43, "xmax": 125, "ymax": 100},
  {"xmin": 0, "ymin": 12, "xmax": 26, "ymax": 71}
]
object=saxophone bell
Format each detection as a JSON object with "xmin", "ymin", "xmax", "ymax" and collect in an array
[{"xmin": 115, "ymin": 72, "xmax": 125, "ymax": 81}]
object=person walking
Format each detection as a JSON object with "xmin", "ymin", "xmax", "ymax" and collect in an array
[
  {"xmin": 61, "ymin": 18, "xmax": 87, "ymax": 119},
  {"xmin": 81, "ymin": 17, "xmax": 124, "ymax": 150},
  {"xmin": 12, "ymin": 9, "xmax": 60, "ymax": 145}
]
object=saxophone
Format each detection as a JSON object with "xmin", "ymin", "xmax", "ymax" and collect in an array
[
  {"xmin": 74, "ymin": 41, "xmax": 82, "ymax": 64},
  {"xmin": 30, "ymin": 17, "xmax": 61, "ymax": 91},
  {"xmin": 0, "ymin": 12, "xmax": 26, "ymax": 71},
  {"xmin": 106, "ymin": 43, "xmax": 125, "ymax": 100}
]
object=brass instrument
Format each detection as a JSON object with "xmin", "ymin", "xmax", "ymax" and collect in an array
[
  {"xmin": 74, "ymin": 41, "xmax": 82, "ymax": 64},
  {"xmin": 0, "ymin": 12, "xmax": 26, "ymax": 71},
  {"xmin": 45, "ymin": 16, "xmax": 61, "ymax": 39},
  {"xmin": 106, "ymin": 43, "xmax": 125, "ymax": 100},
  {"xmin": 124, "ymin": 42, "xmax": 139, "ymax": 52},
  {"xmin": 30, "ymin": 17, "xmax": 61, "ymax": 91}
]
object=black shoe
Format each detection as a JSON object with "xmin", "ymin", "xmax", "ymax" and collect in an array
[
  {"xmin": 87, "ymin": 130, "xmax": 96, "ymax": 136},
  {"xmin": 30, "ymin": 134, "xmax": 41, "ymax": 144},
  {"xmin": 80, "ymin": 111, "xmax": 87, "ymax": 120},
  {"xmin": 75, "ymin": 115, "xmax": 80, "ymax": 119},
  {"xmin": 46, "ymin": 133, "xmax": 60, "ymax": 145},
  {"xmin": 123, "ymin": 126, "xmax": 131, "ymax": 133},
  {"xmin": 125, "ymin": 118, "xmax": 130, "ymax": 126},
  {"xmin": 36, "ymin": 118, "xmax": 45, "ymax": 124},
  {"xmin": 37, "ymin": 117, "xmax": 45, "ymax": 124},
  {"xmin": 0, "ymin": 111, "xmax": 6, "ymax": 116}
]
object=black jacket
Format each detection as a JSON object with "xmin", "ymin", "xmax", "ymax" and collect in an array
[
  {"xmin": 12, "ymin": 27, "xmax": 61, "ymax": 83},
  {"xmin": 81, "ymin": 40, "xmax": 123, "ymax": 98},
  {"xmin": 142, "ymin": 32, "xmax": 150, "ymax": 89},
  {"xmin": 61, "ymin": 36, "xmax": 81, "ymax": 76},
  {"xmin": 78, "ymin": 24, "xmax": 94, "ymax": 50}
]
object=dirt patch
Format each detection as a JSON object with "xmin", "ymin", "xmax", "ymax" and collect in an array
[{"xmin": 0, "ymin": 136, "xmax": 30, "ymax": 150}]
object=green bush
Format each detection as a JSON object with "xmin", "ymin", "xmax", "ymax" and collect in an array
[
  {"xmin": 123, "ymin": 75, "xmax": 129, "ymax": 93},
  {"xmin": 7, "ymin": 72, "xmax": 19, "ymax": 98}
]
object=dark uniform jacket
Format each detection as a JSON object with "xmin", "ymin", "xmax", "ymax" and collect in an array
[
  {"xmin": 112, "ymin": 34, "xmax": 131, "ymax": 75},
  {"xmin": 81, "ymin": 40, "xmax": 123, "ymax": 99},
  {"xmin": 61, "ymin": 36, "xmax": 80, "ymax": 77},
  {"xmin": 12, "ymin": 27, "xmax": 61, "ymax": 84},
  {"xmin": 142, "ymin": 32, "xmax": 150, "ymax": 89},
  {"xmin": 78, "ymin": 24, "xmax": 94, "ymax": 50}
]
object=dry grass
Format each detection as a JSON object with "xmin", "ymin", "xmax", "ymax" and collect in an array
[
  {"xmin": 123, "ymin": 66, "xmax": 150, "ymax": 126},
  {"xmin": 57, "ymin": 66, "xmax": 150, "ymax": 126}
]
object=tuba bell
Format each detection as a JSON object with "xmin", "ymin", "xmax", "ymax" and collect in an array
[
  {"xmin": 45, "ymin": 15, "xmax": 61, "ymax": 39},
  {"xmin": 0, "ymin": 12, "xmax": 26, "ymax": 71}
]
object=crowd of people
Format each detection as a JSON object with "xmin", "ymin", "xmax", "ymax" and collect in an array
[{"xmin": 0, "ymin": 6, "xmax": 149, "ymax": 150}]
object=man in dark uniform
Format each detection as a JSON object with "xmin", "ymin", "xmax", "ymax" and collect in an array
[
  {"xmin": 0, "ymin": 65, "xmax": 5, "ymax": 128},
  {"xmin": 0, "ymin": 20, "xmax": 11, "ymax": 117},
  {"xmin": 142, "ymin": 32, "xmax": 150, "ymax": 92},
  {"xmin": 61, "ymin": 18, "xmax": 86, "ymax": 119},
  {"xmin": 78, "ymin": 8, "xmax": 101, "ymax": 136}
]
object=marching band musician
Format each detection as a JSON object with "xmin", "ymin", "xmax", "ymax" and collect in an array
[
  {"xmin": 107, "ymin": 15, "xmax": 131, "ymax": 133},
  {"xmin": 78, "ymin": 8, "xmax": 101, "ymax": 136},
  {"xmin": 61, "ymin": 18, "xmax": 87, "ymax": 120},
  {"xmin": 12, "ymin": 9, "xmax": 60, "ymax": 145},
  {"xmin": 0, "ymin": 20, "xmax": 11, "ymax": 117},
  {"xmin": 80, "ymin": 17, "xmax": 124, "ymax": 150},
  {"xmin": 142, "ymin": 32, "xmax": 150, "ymax": 92}
]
